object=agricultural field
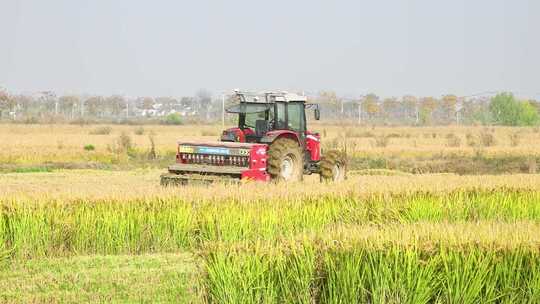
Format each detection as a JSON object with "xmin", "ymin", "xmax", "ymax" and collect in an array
[
  {"xmin": 1, "ymin": 124, "xmax": 540, "ymax": 303},
  {"xmin": 1, "ymin": 123, "xmax": 540, "ymax": 174}
]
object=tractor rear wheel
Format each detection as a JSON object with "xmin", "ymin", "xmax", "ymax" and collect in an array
[
  {"xmin": 320, "ymin": 150, "xmax": 347, "ymax": 182},
  {"xmin": 268, "ymin": 138, "xmax": 303, "ymax": 182}
]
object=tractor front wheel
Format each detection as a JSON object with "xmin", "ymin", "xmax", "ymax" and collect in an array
[
  {"xmin": 268, "ymin": 138, "xmax": 303, "ymax": 182},
  {"xmin": 320, "ymin": 150, "xmax": 347, "ymax": 182}
]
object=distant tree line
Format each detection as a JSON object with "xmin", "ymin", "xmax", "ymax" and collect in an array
[
  {"xmin": 314, "ymin": 91, "xmax": 539, "ymax": 126},
  {"xmin": 0, "ymin": 87, "xmax": 537, "ymax": 126},
  {"xmin": 0, "ymin": 88, "xmax": 217, "ymax": 124}
]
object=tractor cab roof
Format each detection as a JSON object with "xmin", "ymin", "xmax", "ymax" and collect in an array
[
  {"xmin": 226, "ymin": 90, "xmax": 319, "ymax": 116},
  {"xmin": 233, "ymin": 90, "xmax": 307, "ymax": 104}
]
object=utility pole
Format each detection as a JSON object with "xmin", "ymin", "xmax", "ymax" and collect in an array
[
  {"xmin": 126, "ymin": 99, "xmax": 129, "ymax": 119},
  {"xmin": 415, "ymin": 102, "xmax": 419, "ymax": 125},
  {"xmin": 221, "ymin": 94, "xmax": 225, "ymax": 129},
  {"xmin": 456, "ymin": 97, "xmax": 464, "ymax": 125},
  {"xmin": 44, "ymin": 91, "xmax": 57, "ymax": 116},
  {"xmin": 358, "ymin": 101, "xmax": 361, "ymax": 124},
  {"xmin": 357, "ymin": 95, "xmax": 365, "ymax": 125}
]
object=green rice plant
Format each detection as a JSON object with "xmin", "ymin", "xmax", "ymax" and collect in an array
[
  {"xmin": 490, "ymin": 249, "xmax": 540, "ymax": 303},
  {"xmin": 399, "ymin": 190, "xmax": 540, "ymax": 223},
  {"xmin": 195, "ymin": 196, "xmax": 346, "ymax": 243},
  {"xmin": 204, "ymin": 249, "xmax": 278, "ymax": 303},
  {"xmin": 2, "ymin": 190, "xmax": 540, "ymax": 259},
  {"xmin": 201, "ymin": 227, "xmax": 540, "ymax": 304},
  {"xmin": 2, "ymin": 201, "xmax": 74, "ymax": 258},
  {"xmin": 1, "ymin": 198, "xmax": 195, "ymax": 258},
  {"xmin": 69, "ymin": 198, "xmax": 195, "ymax": 255},
  {"xmin": 2, "ymin": 187, "xmax": 540, "ymax": 302},
  {"xmin": 203, "ymin": 242, "xmax": 316, "ymax": 304},
  {"xmin": 321, "ymin": 248, "xmax": 438, "ymax": 304},
  {"xmin": 321, "ymin": 249, "xmax": 368, "ymax": 303},
  {"xmin": 526, "ymin": 261, "xmax": 540, "ymax": 302},
  {"xmin": 437, "ymin": 248, "xmax": 498, "ymax": 303},
  {"xmin": 12, "ymin": 166, "xmax": 53, "ymax": 173},
  {"xmin": 273, "ymin": 241, "xmax": 317, "ymax": 303}
]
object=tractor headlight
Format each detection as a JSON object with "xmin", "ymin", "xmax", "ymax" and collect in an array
[{"xmin": 256, "ymin": 147, "xmax": 266, "ymax": 155}]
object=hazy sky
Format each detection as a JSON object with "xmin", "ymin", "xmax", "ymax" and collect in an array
[{"xmin": 1, "ymin": 0, "xmax": 539, "ymax": 98}]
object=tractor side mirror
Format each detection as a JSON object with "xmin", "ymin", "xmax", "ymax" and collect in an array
[{"xmin": 314, "ymin": 108, "xmax": 321, "ymax": 120}]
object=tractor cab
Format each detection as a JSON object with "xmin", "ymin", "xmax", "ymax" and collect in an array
[
  {"xmin": 221, "ymin": 91, "xmax": 320, "ymax": 144},
  {"xmin": 223, "ymin": 102, "xmax": 273, "ymax": 142}
]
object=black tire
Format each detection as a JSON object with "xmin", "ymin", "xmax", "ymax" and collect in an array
[
  {"xmin": 267, "ymin": 137, "xmax": 303, "ymax": 182},
  {"xmin": 320, "ymin": 150, "xmax": 347, "ymax": 182}
]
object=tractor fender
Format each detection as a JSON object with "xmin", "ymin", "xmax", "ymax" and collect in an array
[{"xmin": 260, "ymin": 130, "xmax": 301, "ymax": 145}]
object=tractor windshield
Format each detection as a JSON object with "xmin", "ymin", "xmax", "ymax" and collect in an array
[
  {"xmin": 226, "ymin": 103, "xmax": 273, "ymax": 129},
  {"xmin": 226, "ymin": 103, "xmax": 271, "ymax": 114}
]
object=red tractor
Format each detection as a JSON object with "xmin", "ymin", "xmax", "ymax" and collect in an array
[{"xmin": 160, "ymin": 91, "xmax": 346, "ymax": 185}]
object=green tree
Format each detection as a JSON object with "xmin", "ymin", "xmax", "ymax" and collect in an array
[
  {"xmin": 419, "ymin": 97, "xmax": 437, "ymax": 125},
  {"xmin": 489, "ymin": 93, "xmax": 539, "ymax": 126},
  {"xmin": 490, "ymin": 93, "xmax": 519, "ymax": 125},
  {"xmin": 519, "ymin": 101, "xmax": 539, "ymax": 126},
  {"xmin": 362, "ymin": 93, "xmax": 380, "ymax": 120},
  {"xmin": 164, "ymin": 112, "xmax": 182, "ymax": 125}
]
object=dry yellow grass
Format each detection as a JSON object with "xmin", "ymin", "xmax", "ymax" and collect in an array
[
  {"xmin": 0, "ymin": 124, "xmax": 223, "ymax": 164},
  {"xmin": 320, "ymin": 125, "xmax": 540, "ymax": 158},
  {"xmin": 1, "ymin": 169, "xmax": 540, "ymax": 202},
  {"xmin": 1, "ymin": 124, "xmax": 539, "ymax": 166}
]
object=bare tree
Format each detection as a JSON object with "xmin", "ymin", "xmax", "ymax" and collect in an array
[
  {"xmin": 382, "ymin": 97, "xmax": 399, "ymax": 122},
  {"xmin": 141, "ymin": 97, "xmax": 155, "ymax": 111},
  {"xmin": 441, "ymin": 94, "xmax": 458, "ymax": 124},
  {"xmin": 155, "ymin": 96, "xmax": 178, "ymax": 114},
  {"xmin": 59, "ymin": 95, "xmax": 80, "ymax": 119},
  {"xmin": 85, "ymin": 96, "xmax": 105, "ymax": 117},
  {"xmin": 318, "ymin": 91, "xmax": 339, "ymax": 118},
  {"xmin": 12, "ymin": 94, "xmax": 34, "ymax": 115},
  {"xmin": 39, "ymin": 91, "xmax": 58, "ymax": 115},
  {"xmin": 196, "ymin": 89, "xmax": 213, "ymax": 119},
  {"xmin": 0, "ymin": 90, "xmax": 10, "ymax": 119},
  {"xmin": 106, "ymin": 95, "xmax": 126, "ymax": 117},
  {"xmin": 402, "ymin": 95, "xmax": 419, "ymax": 124}
]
